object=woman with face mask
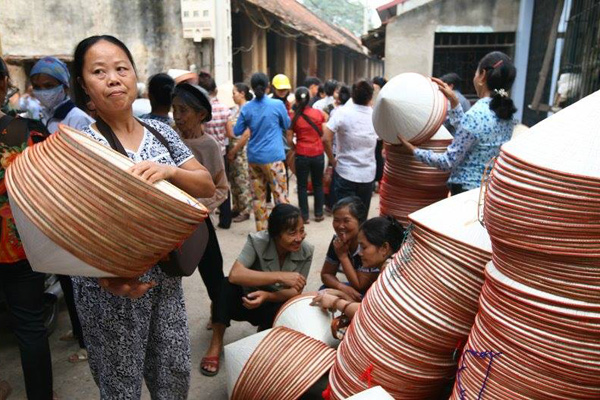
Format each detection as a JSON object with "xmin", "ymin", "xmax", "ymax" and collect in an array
[{"xmin": 30, "ymin": 56, "xmax": 94, "ymax": 134}]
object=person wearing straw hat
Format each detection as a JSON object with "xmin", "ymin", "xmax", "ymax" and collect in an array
[
  {"xmin": 398, "ymin": 52, "xmax": 517, "ymax": 195},
  {"xmin": 201, "ymin": 204, "xmax": 314, "ymax": 376},
  {"xmin": 0, "ymin": 56, "xmax": 55, "ymax": 400},
  {"xmin": 30, "ymin": 56, "xmax": 94, "ymax": 134},
  {"xmin": 70, "ymin": 35, "xmax": 215, "ymax": 400}
]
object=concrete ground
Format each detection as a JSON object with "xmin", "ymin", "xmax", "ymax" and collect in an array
[{"xmin": 0, "ymin": 186, "xmax": 380, "ymax": 399}]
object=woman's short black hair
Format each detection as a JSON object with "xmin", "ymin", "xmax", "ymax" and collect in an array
[
  {"xmin": 234, "ymin": 82, "xmax": 253, "ymax": 101},
  {"xmin": 338, "ymin": 85, "xmax": 351, "ymax": 105},
  {"xmin": 478, "ymin": 51, "xmax": 517, "ymax": 120},
  {"xmin": 324, "ymin": 79, "xmax": 339, "ymax": 96},
  {"xmin": 251, "ymin": 72, "xmax": 269, "ymax": 100},
  {"xmin": 360, "ymin": 216, "xmax": 405, "ymax": 253},
  {"xmin": 72, "ymin": 35, "xmax": 137, "ymax": 111},
  {"xmin": 268, "ymin": 204, "xmax": 302, "ymax": 238},
  {"xmin": 332, "ymin": 196, "xmax": 368, "ymax": 225},
  {"xmin": 372, "ymin": 76, "xmax": 387, "ymax": 88},
  {"xmin": 147, "ymin": 73, "xmax": 175, "ymax": 108},
  {"xmin": 351, "ymin": 80, "xmax": 374, "ymax": 106}
]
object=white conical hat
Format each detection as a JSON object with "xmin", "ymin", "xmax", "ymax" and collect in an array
[
  {"xmin": 373, "ymin": 72, "xmax": 445, "ymax": 144},
  {"xmin": 502, "ymin": 90, "xmax": 600, "ymax": 179},
  {"xmin": 273, "ymin": 293, "xmax": 339, "ymax": 348},
  {"xmin": 224, "ymin": 329, "xmax": 272, "ymax": 398},
  {"xmin": 167, "ymin": 68, "xmax": 197, "ymax": 84},
  {"xmin": 429, "ymin": 124, "xmax": 453, "ymax": 141},
  {"xmin": 409, "ymin": 188, "xmax": 492, "ymax": 253},
  {"xmin": 345, "ymin": 386, "xmax": 394, "ymax": 400}
]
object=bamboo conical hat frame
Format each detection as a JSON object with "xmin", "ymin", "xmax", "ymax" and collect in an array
[{"xmin": 5, "ymin": 124, "xmax": 207, "ymax": 277}]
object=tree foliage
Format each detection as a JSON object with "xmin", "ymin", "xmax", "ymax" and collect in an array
[{"xmin": 299, "ymin": 0, "xmax": 371, "ymax": 36}]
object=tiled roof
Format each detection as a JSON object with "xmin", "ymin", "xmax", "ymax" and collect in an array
[{"xmin": 243, "ymin": 0, "xmax": 369, "ymax": 55}]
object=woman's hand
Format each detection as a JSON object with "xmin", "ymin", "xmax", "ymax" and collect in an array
[
  {"xmin": 310, "ymin": 292, "xmax": 340, "ymax": 311},
  {"xmin": 333, "ymin": 235, "xmax": 350, "ymax": 259},
  {"xmin": 397, "ymin": 135, "xmax": 417, "ymax": 155},
  {"xmin": 129, "ymin": 161, "xmax": 176, "ymax": 184},
  {"xmin": 277, "ymin": 272, "xmax": 307, "ymax": 292},
  {"xmin": 98, "ymin": 277, "xmax": 156, "ymax": 299},
  {"xmin": 337, "ymin": 284, "xmax": 362, "ymax": 302},
  {"xmin": 243, "ymin": 290, "xmax": 270, "ymax": 309},
  {"xmin": 227, "ymin": 148, "xmax": 237, "ymax": 162},
  {"xmin": 432, "ymin": 77, "xmax": 459, "ymax": 109}
]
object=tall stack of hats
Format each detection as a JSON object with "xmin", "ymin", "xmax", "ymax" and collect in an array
[
  {"xmin": 451, "ymin": 91, "xmax": 600, "ymax": 399},
  {"xmin": 373, "ymin": 73, "xmax": 451, "ymax": 226},
  {"xmin": 6, "ymin": 125, "xmax": 207, "ymax": 277},
  {"xmin": 328, "ymin": 189, "xmax": 493, "ymax": 399},
  {"xmin": 379, "ymin": 126, "xmax": 452, "ymax": 225}
]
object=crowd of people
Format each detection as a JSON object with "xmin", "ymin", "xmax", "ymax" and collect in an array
[{"xmin": 0, "ymin": 32, "xmax": 517, "ymax": 400}]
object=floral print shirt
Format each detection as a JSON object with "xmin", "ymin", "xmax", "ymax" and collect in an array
[
  {"xmin": 414, "ymin": 97, "xmax": 516, "ymax": 190},
  {"xmin": 0, "ymin": 117, "xmax": 48, "ymax": 264}
]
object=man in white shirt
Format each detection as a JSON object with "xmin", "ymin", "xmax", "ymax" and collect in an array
[
  {"xmin": 323, "ymin": 80, "xmax": 378, "ymax": 213},
  {"xmin": 313, "ymin": 79, "xmax": 338, "ymax": 112},
  {"xmin": 30, "ymin": 57, "xmax": 94, "ymax": 134}
]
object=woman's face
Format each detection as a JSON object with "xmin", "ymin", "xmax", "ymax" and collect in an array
[
  {"xmin": 332, "ymin": 206, "xmax": 360, "ymax": 244},
  {"xmin": 232, "ymin": 87, "xmax": 244, "ymax": 105},
  {"xmin": 80, "ymin": 40, "xmax": 137, "ymax": 115},
  {"xmin": 172, "ymin": 96, "xmax": 205, "ymax": 134},
  {"xmin": 276, "ymin": 219, "xmax": 306, "ymax": 253},
  {"xmin": 358, "ymin": 230, "xmax": 390, "ymax": 269}
]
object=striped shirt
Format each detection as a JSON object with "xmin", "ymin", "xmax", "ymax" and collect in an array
[{"xmin": 204, "ymin": 97, "xmax": 231, "ymax": 156}]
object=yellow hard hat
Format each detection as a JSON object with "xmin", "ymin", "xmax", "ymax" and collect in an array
[{"xmin": 272, "ymin": 74, "xmax": 292, "ymax": 90}]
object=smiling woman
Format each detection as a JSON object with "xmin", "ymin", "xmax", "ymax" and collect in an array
[{"xmin": 68, "ymin": 35, "xmax": 215, "ymax": 400}]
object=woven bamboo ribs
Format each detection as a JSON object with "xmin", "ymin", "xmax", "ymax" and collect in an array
[
  {"xmin": 329, "ymin": 189, "xmax": 492, "ymax": 399},
  {"xmin": 452, "ymin": 91, "xmax": 600, "ymax": 399},
  {"xmin": 6, "ymin": 124, "xmax": 207, "ymax": 278},
  {"xmin": 225, "ymin": 327, "xmax": 336, "ymax": 400},
  {"xmin": 379, "ymin": 127, "xmax": 452, "ymax": 226}
]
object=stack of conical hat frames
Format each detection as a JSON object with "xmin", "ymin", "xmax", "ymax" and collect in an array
[
  {"xmin": 273, "ymin": 293, "xmax": 340, "ymax": 348},
  {"xmin": 225, "ymin": 327, "xmax": 336, "ymax": 400},
  {"xmin": 328, "ymin": 189, "xmax": 493, "ymax": 399},
  {"xmin": 373, "ymin": 72, "xmax": 448, "ymax": 145},
  {"xmin": 6, "ymin": 124, "xmax": 207, "ymax": 278},
  {"xmin": 379, "ymin": 125, "xmax": 452, "ymax": 225},
  {"xmin": 452, "ymin": 91, "xmax": 600, "ymax": 398}
]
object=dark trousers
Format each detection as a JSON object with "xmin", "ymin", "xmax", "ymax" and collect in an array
[
  {"xmin": 197, "ymin": 218, "xmax": 225, "ymax": 303},
  {"xmin": 57, "ymin": 275, "xmax": 85, "ymax": 349},
  {"xmin": 0, "ymin": 260, "xmax": 53, "ymax": 400},
  {"xmin": 449, "ymin": 183, "xmax": 467, "ymax": 196},
  {"xmin": 218, "ymin": 155, "xmax": 232, "ymax": 229},
  {"xmin": 333, "ymin": 171, "xmax": 374, "ymax": 213},
  {"xmin": 375, "ymin": 140, "xmax": 384, "ymax": 183},
  {"xmin": 295, "ymin": 154, "xmax": 325, "ymax": 220},
  {"xmin": 212, "ymin": 279, "xmax": 283, "ymax": 329}
]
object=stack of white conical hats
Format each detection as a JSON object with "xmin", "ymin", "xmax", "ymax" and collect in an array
[
  {"xmin": 273, "ymin": 293, "xmax": 339, "ymax": 348},
  {"xmin": 329, "ymin": 189, "xmax": 493, "ymax": 399},
  {"xmin": 379, "ymin": 125, "xmax": 452, "ymax": 225},
  {"xmin": 373, "ymin": 72, "xmax": 448, "ymax": 145},
  {"xmin": 453, "ymin": 91, "xmax": 600, "ymax": 398},
  {"xmin": 6, "ymin": 124, "xmax": 207, "ymax": 277},
  {"xmin": 225, "ymin": 327, "xmax": 336, "ymax": 400}
]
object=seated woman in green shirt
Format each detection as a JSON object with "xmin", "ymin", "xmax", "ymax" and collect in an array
[{"xmin": 201, "ymin": 204, "xmax": 314, "ymax": 376}]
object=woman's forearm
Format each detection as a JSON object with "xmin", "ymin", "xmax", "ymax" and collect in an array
[
  {"xmin": 229, "ymin": 262, "xmax": 284, "ymax": 287},
  {"xmin": 338, "ymin": 256, "xmax": 360, "ymax": 289},
  {"xmin": 200, "ymin": 170, "xmax": 228, "ymax": 212},
  {"xmin": 170, "ymin": 166, "xmax": 215, "ymax": 198},
  {"xmin": 266, "ymin": 288, "xmax": 300, "ymax": 303}
]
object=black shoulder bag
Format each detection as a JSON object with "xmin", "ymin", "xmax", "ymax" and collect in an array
[{"xmin": 94, "ymin": 117, "xmax": 208, "ymax": 277}]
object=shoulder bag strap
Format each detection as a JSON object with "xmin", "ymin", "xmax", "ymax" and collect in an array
[
  {"xmin": 94, "ymin": 117, "xmax": 128, "ymax": 157},
  {"xmin": 300, "ymin": 113, "xmax": 323, "ymax": 137}
]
